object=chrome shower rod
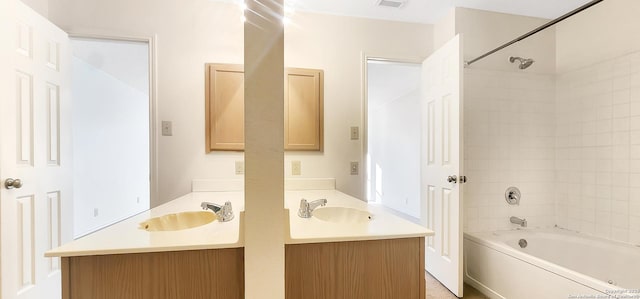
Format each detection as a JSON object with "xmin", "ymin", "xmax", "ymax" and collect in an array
[{"xmin": 464, "ymin": 0, "xmax": 605, "ymax": 67}]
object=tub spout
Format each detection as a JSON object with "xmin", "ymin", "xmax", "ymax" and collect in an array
[{"xmin": 510, "ymin": 216, "xmax": 527, "ymax": 227}]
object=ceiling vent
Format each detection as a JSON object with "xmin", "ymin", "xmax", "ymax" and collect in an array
[{"xmin": 376, "ymin": 0, "xmax": 406, "ymax": 8}]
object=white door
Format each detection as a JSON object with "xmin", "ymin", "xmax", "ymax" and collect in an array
[
  {"xmin": 421, "ymin": 34, "xmax": 464, "ymax": 297},
  {"xmin": 0, "ymin": 1, "xmax": 72, "ymax": 298}
]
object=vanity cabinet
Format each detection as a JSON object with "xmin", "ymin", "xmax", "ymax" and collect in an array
[
  {"xmin": 61, "ymin": 248, "xmax": 244, "ymax": 299},
  {"xmin": 205, "ymin": 63, "xmax": 324, "ymax": 152},
  {"xmin": 285, "ymin": 237, "xmax": 425, "ymax": 299}
]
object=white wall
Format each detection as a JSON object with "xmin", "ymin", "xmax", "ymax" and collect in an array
[
  {"xmin": 72, "ymin": 54, "xmax": 150, "ymax": 237},
  {"xmin": 456, "ymin": 7, "xmax": 555, "ymax": 74},
  {"xmin": 283, "ymin": 13, "xmax": 432, "ymax": 199},
  {"xmin": 19, "ymin": 0, "xmax": 47, "ymax": 18},
  {"xmin": 48, "ymin": 0, "xmax": 432, "ymax": 206},
  {"xmin": 433, "ymin": 8, "xmax": 455, "ymax": 50},
  {"xmin": 554, "ymin": 0, "xmax": 640, "ymax": 245},
  {"xmin": 556, "ymin": 0, "xmax": 640, "ymax": 72},
  {"xmin": 367, "ymin": 62, "xmax": 421, "ymax": 218}
]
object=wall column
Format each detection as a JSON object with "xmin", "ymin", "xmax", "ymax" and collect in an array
[{"xmin": 244, "ymin": 0, "xmax": 285, "ymax": 298}]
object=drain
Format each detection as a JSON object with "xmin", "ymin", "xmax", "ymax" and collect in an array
[{"xmin": 518, "ymin": 239, "xmax": 528, "ymax": 248}]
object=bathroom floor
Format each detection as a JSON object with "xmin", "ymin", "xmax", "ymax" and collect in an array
[{"xmin": 426, "ymin": 271, "xmax": 489, "ymax": 299}]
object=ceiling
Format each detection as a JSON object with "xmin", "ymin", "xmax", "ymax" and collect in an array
[{"xmin": 217, "ymin": 0, "xmax": 594, "ymax": 24}]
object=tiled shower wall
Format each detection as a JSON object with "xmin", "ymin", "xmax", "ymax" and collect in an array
[
  {"xmin": 464, "ymin": 69, "xmax": 556, "ymax": 232},
  {"xmin": 555, "ymin": 51, "xmax": 640, "ymax": 245}
]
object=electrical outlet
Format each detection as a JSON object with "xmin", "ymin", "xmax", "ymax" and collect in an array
[
  {"xmin": 292, "ymin": 160, "xmax": 301, "ymax": 175},
  {"xmin": 350, "ymin": 161, "xmax": 359, "ymax": 175},
  {"xmin": 93, "ymin": 208, "xmax": 99, "ymax": 217},
  {"xmin": 161, "ymin": 121, "xmax": 172, "ymax": 136},
  {"xmin": 235, "ymin": 160, "xmax": 244, "ymax": 175},
  {"xmin": 350, "ymin": 126, "xmax": 359, "ymax": 140}
]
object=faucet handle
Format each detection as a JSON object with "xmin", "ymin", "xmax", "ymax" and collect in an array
[
  {"xmin": 298, "ymin": 198, "xmax": 310, "ymax": 218},
  {"xmin": 299, "ymin": 198, "xmax": 308, "ymax": 207},
  {"xmin": 220, "ymin": 201, "xmax": 234, "ymax": 221}
]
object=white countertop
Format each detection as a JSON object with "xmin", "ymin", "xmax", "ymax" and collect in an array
[
  {"xmin": 285, "ymin": 189, "xmax": 432, "ymax": 244},
  {"xmin": 45, "ymin": 191, "xmax": 245, "ymax": 257},
  {"xmin": 46, "ymin": 189, "xmax": 432, "ymax": 257}
]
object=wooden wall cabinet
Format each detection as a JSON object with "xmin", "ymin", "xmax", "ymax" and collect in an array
[
  {"xmin": 205, "ymin": 64, "xmax": 324, "ymax": 152},
  {"xmin": 284, "ymin": 68, "xmax": 324, "ymax": 151},
  {"xmin": 205, "ymin": 64, "xmax": 245, "ymax": 151}
]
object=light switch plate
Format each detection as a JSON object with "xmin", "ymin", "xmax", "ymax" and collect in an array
[
  {"xmin": 350, "ymin": 161, "xmax": 359, "ymax": 175},
  {"xmin": 292, "ymin": 160, "xmax": 301, "ymax": 175},
  {"xmin": 235, "ymin": 160, "xmax": 244, "ymax": 175},
  {"xmin": 161, "ymin": 121, "xmax": 172, "ymax": 136},
  {"xmin": 350, "ymin": 126, "xmax": 359, "ymax": 140}
]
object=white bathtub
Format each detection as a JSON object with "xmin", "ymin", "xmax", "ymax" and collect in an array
[{"xmin": 464, "ymin": 228, "xmax": 640, "ymax": 299}]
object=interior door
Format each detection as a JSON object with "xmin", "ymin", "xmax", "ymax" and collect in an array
[
  {"xmin": 421, "ymin": 34, "xmax": 464, "ymax": 297},
  {"xmin": 0, "ymin": 1, "xmax": 72, "ymax": 298}
]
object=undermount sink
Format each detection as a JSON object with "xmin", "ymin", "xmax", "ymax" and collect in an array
[
  {"xmin": 312, "ymin": 207, "xmax": 373, "ymax": 223},
  {"xmin": 139, "ymin": 211, "xmax": 216, "ymax": 231}
]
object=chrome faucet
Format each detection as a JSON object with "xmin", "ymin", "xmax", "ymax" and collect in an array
[
  {"xmin": 510, "ymin": 216, "xmax": 527, "ymax": 227},
  {"xmin": 298, "ymin": 198, "xmax": 327, "ymax": 218},
  {"xmin": 201, "ymin": 201, "xmax": 234, "ymax": 222}
]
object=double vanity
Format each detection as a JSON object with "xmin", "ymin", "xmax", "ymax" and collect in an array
[{"xmin": 46, "ymin": 180, "xmax": 432, "ymax": 299}]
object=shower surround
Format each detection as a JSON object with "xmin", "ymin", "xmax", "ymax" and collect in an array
[
  {"xmin": 464, "ymin": 68, "xmax": 556, "ymax": 232},
  {"xmin": 464, "ymin": 50, "xmax": 640, "ymax": 246},
  {"xmin": 556, "ymin": 51, "xmax": 640, "ymax": 244}
]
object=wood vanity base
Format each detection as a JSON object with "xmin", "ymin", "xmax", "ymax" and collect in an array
[
  {"xmin": 285, "ymin": 237, "xmax": 425, "ymax": 299},
  {"xmin": 61, "ymin": 238, "xmax": 424, "ymax": 299},
  {"xmin": 61, "ymin": 248, "xmax": 244, "ymax": 299}
]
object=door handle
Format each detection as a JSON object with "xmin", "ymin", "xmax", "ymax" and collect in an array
[
  {"xmin": 4, "ymin": 178, "xmax": 23, "ymax": 189},
  {"xmin": 447, "ymin": 175, "xmax": 457, "ymax": 183}
]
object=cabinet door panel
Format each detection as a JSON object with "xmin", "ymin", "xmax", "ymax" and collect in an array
[
  {"xmin": 285, "ymin": 68, "xmax": 323, "ymax": 151},
  {"xmin": 206, "ymin": 64, "xmax": 245, "ymax": 151},
  {"xmin": 206, "ymin": 65, "xmax": 323, "ymax": 152}
]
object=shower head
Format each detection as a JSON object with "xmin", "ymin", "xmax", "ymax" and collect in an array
[{"xmin": 509, "ymin": 56, "xmax": 535, "ymax": 69}]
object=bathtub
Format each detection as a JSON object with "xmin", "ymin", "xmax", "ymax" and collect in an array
[{"xmin": 464, "ymin": 228, "xmax": 640, "ymax": 299}]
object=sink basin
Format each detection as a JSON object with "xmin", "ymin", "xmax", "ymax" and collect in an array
[
  {"xmin": 139, "ymin": 211, "xmax": 216, "ymax": 231},
  {"xmin": 312, "ymin": 207, "xmax": 373, "ymax": 223}
]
